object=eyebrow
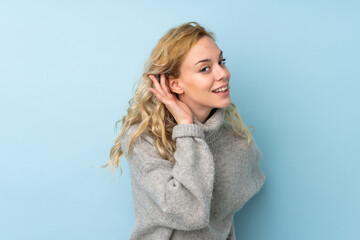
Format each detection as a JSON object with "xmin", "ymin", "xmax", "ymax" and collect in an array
[{"xmin": 195, "ymin": 50, "xmax": 223, "ymax": 65}]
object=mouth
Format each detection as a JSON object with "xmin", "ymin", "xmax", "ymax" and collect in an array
[{"xmin": 212, "ymin": 85, "xmax": 229, "ymax": 93}]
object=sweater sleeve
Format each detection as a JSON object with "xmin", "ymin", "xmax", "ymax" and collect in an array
[
  {"xmin": 122, "ymin": 124, "xmax": 215, "ymax": 231},
  {"xmin": 227, "ymin": 217, "xmax": 236, "ymax": 240}
]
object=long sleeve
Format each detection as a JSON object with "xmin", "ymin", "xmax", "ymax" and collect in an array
[
  {"xmin": 122, "ymin": 123, "xmax": 215, "ymax": 231},
  {"xmin": 227, "ymin": 217, "xmax": 236, "ymax": 240}
]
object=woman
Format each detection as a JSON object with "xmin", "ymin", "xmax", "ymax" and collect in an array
[{"xmin": 105, "ymin": 22, "xmax": 265, "ymax": 240}]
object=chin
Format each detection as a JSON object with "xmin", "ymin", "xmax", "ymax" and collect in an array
[
  {"xmin": 219, "ymin": 104, "xmax": 231, "ymax": 109},
  {"xmin": 217, "ymin": 99, "xmax": 231, "ymax": 109}
]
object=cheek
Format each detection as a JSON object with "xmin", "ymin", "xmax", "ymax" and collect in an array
[
  {"xmin": 184, "ymin": 77, "xmax": 212, "ymax": 94},
  {"xmin": 197, "ymin": 80, "xmax": 213, "ymax": 94}
]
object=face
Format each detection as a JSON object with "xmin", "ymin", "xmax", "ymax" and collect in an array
[{"xmin": 170, "ymin": 36, "xmax": 231, "ymax": 117}]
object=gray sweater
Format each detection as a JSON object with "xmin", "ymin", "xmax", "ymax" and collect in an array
[{"xmin": 121, "ymin": 108, "xmax": 265, "ymax": 240}]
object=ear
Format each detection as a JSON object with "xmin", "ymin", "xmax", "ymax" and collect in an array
[{"xmin": 168, "ymin": 76, "xmax": 184, "ymax": 94}]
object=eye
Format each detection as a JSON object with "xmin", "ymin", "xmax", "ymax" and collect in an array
[
  {"xmin": 200, "ymin": 66, "xmax": 210, "ymax": 72},
  {"xmin": 219, "ymin": 58, "xmax": 227, "ymax": 65}
]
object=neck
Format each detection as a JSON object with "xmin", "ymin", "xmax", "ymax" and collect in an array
[
  {"xmin": 191, "ymin": 107, "xmax": 225, "ymax": 145},
  {"xmin": 192, "ymin": 108, "xmax": 215, "ymax": 124},
  {"xmin": 177, "ymin": 95, "xmax": 214, "ymax": 123}
]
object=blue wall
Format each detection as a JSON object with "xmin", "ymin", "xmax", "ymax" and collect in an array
[{"xmin": 1, "ymin": 1, "xmax": 359, "ymax": 239}]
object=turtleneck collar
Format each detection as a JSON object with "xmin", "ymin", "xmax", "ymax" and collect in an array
[{"xmin": 192, "ymin": 108, "xmax": 225, "ymax": 144}]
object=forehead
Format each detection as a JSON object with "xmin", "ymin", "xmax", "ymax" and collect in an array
[{"xmin": 183, "ymin": 36, "xmax": 221, "ymax": 65}]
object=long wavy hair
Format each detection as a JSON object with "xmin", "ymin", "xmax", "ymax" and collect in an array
[{"xmin": 102, "ymin": 22, "xmax": 253, "ymax": 175}]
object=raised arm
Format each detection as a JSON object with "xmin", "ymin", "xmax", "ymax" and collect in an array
[{"xmin": 122, "ymin": 123, "xmax": 215, "ymax": 230}]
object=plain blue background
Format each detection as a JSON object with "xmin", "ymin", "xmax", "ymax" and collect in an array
[{"xmin": 1, "ymin": 0, "xmax": 359, "ymax": 239}]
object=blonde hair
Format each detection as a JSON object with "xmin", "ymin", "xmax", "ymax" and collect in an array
[{"xmin": 102, "ymin": 22, "xmax": 253, "ymax": 175}]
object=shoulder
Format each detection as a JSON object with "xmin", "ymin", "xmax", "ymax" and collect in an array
[
  {"xmin": 220, "ymin": 123, "xmax": 262, "ymax": 158},
  {"xmin": 120, "ymin": 123, "xmax": 153, "ymax": 155},
  {"xmin": 221, "ymin": 122, "xmax": 247, "ymax": 143},
  {"xmin": 120, "ymin": 123, "xmax": 172, "ymax": 166}
]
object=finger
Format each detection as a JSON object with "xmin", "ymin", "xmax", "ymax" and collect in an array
[
  {"xmin": 149, "ymin": 75, "xmax": 166, "ymax": 97},
  {"xmin": 159, "ymin": 74, "xmax": 171, "ymax": 95},
  {"xmin": 148, "ymin": 87, "xmax": 165, "ymax": 102},
  {"xmin": 153, "ymin": 74, "xmax": 169, "ymax": 96}
]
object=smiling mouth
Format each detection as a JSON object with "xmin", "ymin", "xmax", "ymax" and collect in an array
[{"xmin": 212, "ymin": 86, "xmax": 229, "ymax": 93}]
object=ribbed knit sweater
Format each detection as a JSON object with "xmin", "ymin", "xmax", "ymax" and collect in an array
[{"xmin": 120, "ymin": 108, "xmax": 265, "ymax": 240}]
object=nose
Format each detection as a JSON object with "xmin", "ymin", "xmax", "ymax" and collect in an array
[{"xmin": 214, "ymin": 64, "xmax": 228, "ymax": 81}]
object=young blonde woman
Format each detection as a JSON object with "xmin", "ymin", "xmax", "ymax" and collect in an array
[{"xmin": 105, "ymin": 22, "xmax": 265, "ymax": 240}]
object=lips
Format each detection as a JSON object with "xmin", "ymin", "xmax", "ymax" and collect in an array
[{"xmin": 212, "ymin": 84, "xmax": 229, "ymax": 93}]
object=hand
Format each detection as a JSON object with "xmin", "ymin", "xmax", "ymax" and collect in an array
[{"xmin": 148, "ymin": 74, "xmax": 193, "ymax": 125}]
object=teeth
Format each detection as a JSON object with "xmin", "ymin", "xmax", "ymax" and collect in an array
[{"xmin": 213, "ymin": 86, "xmax": 228, "ymax": 93}]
